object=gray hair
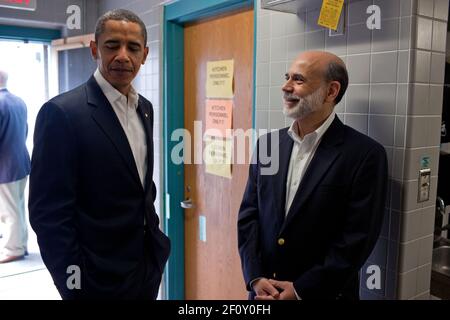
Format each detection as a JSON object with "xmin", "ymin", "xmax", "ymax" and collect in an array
[
  {"xmin": 325, "ymin": 62, "xmax": 348, "ymax": 105},
  {"xmin": 0, "ymin": 70, "xmax": 8, "ymax": 87},
  {"xmin": 95, "ymin": 9, "xmax": 147, "ymax": 45}
]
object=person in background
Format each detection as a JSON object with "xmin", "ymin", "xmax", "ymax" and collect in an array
[
  {"xmin": 238, "ymin": 51, "xmax": 388, "ymax": 300},
  {"xmin": 29, "ymin": 9, "xmax": 170, "ymax": 299},
  {"xmin": 0, "ymin": 70, "xmax": 30, "ymax": 264}
]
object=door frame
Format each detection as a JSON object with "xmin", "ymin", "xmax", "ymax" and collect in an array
[{"xmin": 163, "ymin": 0, "xmax": 256, "ymax": 300}]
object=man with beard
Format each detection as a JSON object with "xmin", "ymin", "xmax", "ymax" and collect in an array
[{"xmin": 237, "ymin": 51, "xmax": 388, "ymax": 300}]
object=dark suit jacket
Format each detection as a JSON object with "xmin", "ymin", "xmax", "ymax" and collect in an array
[
  {"xmin": 238, "ymin": 116, "xmax": 388, "ymax": 300},
  {"xmin": 29, "ymin": 76, "xmax": 170, "ymax": 299},
  {"xmin": 0, "ymin": 88, "xmax": 30, "ymax": 183}
]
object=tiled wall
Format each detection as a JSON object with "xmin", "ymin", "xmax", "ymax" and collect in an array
[
  {"xmin": 255, "ymin": 0, "xmax": 448, "ymax": 299},
  {"xmin": 99, "ymin": 0, "xmax": 166, "ymax": 219}
]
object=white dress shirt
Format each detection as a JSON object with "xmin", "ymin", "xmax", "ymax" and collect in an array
[
  {"xmin": 94, "ymin": 69, "xmax": 147, "ymax": 188},
  {"xmin": 285, "ymin": 111, "xmax": 336, "ymax": 215},
  {"xmin": 250, "ymin": 111, "xmax": 336, "ymax": 299}
]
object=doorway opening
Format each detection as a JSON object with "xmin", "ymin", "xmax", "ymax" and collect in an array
[{"xmin": 0, "ymin": 39, "xmax": 60, "ymax": 299}]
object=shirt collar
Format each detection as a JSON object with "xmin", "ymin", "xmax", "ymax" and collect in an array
[
  {"xmin": 288, "ymin": 110, "xmax": 336, "ymax": 145},
  {"xmin": 94, "ymin": 68, "xmax": 138, "ymax": 109}
]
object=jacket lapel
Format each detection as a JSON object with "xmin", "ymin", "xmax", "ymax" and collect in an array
[
  {"xmin": 272, "ymin": 129, "xmax": 294, "ymax": 224},
  {"xmin": 136, "ymin": 98, "xmax": 154, "ymax": 191},
  {"xmin": 86, "ymin": 76, "xmax": 142, "ymax": 187},
  {"xmin": 280, "ymin": 116, "xmax": 344, "ymax": 232}
]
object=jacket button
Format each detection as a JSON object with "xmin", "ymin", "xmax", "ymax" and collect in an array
[
  {"xmin": 273, "ymin": 272, "xmax": 277, "ymax": 278},
  {"xmin": 278, "ymin": 238, "xmax": 285, "ymax": 245}
]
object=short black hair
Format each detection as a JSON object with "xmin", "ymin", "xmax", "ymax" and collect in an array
[
  {"xmin": 95, "ymin": 9, "xmax": 147, "ymax": 45},
  {"xmin": 325, "ymin": 62, "xmax": 348, "ymax": 105}
]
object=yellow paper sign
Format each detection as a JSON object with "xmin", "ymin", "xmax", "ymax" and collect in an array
[
  {"xmin": 204, "ymin": 136, "xmax": 232, "ymax": 179},
  {"xmin": 206, "ymin": 60, "xmax": 234, "ymax": 99},
  {"xmin": 317, "ymin": 0, "xmax": 344, "ymax": 31},
  {"xmin": 205, "ymin": 99, "xmax": 233, "ymax": 138}
]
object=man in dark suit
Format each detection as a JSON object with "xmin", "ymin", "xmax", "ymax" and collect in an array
[
  {"xmin": 0, "ymin": 70, "xmax": 30, "ymax": 263},
  {"xmin": 238, "ymin": 51, "xmax": 388, "ymax": 300},
  {"xmin": 29, "ymin": 9, "xmax": 170, "ymax": 299}
]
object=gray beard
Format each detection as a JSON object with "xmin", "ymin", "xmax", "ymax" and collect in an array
[{"xmin": 283, "ymin": 87, "xmax": 326, "ymax": 120}]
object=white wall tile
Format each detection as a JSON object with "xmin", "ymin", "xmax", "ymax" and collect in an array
[
  {"xmin": 400, "ymin": 0, "xmax": 414, "ymax": 17},
  {"xmin": 346, "ymin": 114, "xmax": 368, "ymax": 135},
  {"xmin": 393, "ymin": 148, "xmax": 406, "ymax": 180},
  {"xmin": 411, "ymin": 50, "xmax": 431, "ymax": 83},
  {"xmin": 348, "ymin": 0, "xmax": 373, "ymax": 25},
  {"xmin": 255, "ymin": 110, "xmax": 269, "ymax": 130},
  {"xmin": 270, "ymin": 62, "xmax": 287, "ymax": 86},
  {"xmin": 258, "ymin": 14, "xmax": 270, "ymax": 40},
  {"xmin": 257, "ymin": 39, "xmax": 270, "ymax": 63},
  {"xmin": 406, "ymin": 116, "xmax": 429, "ymax": 147},
  {"xmin": 325, "ymin": 32, "xmax": 347, "ymax": 56},
  {"xmin": 284, "ymin": 12, "xmax": 305, "ymax": 34},
  {"xmin": 434, "ymin": 0, "xmax": 450, "ymax": 21},
  {"xmin": 429, "ymin": 85, "xmax": 444, "ymax": 116},
  {"xmin": 418, "ymin": 235, "xmax": 434, "ymax": 266},
  {"xmin": 397, "ymin": 84, "xmax": 409, "ymax": 115},
  {"xmin": 374, "ymin": 0, "xmax": 401, "ymax": 19},
  {"xmin": 269, "ymin": 111, "xmax": 286, "ymax": 130},
  {"xmin": 398, "ymin": 50, "xmax": 411, "ymax": 83},
  {"xmin": 305, "ymin": 9, "xmax": 322, "ymax": 32},
  {"xmin": 371, "ymin": 84, "xmax": 397, "ymax": 115},
  {"xmin": 427, "ymin": 117, "xmax": 442, "ymax": 146},
  {"xmin": 416, "ymin": 263, "xmax": 431, "ymax": 295},
  {"xmin": 399, "ymin": 239, "xmax": 420, "ymax": 272},
  {"xmin": 347, "ymin": 54, "xmax": 371, "ymax": 84},
  {"xmin": 369, "ymin": 115, "xmax": 395, "ymax": 146},
  {"xmin": 287, "ymin": 34, "xmax": 305, "ymax": 61},
  {"xmin": 430, "ymin": 53, "xmax": 446, "ymax": 84},
  {"xmin": 371, "ymin": 52, "xmax": 398, "ymax": 83},
  {"xmin": 398, "ymin": 269, "xmax": 418, "ymax": 299},
  {"xmin": 395, "ymin": 117, "xmax": 407, "ymax": 149},
  {"xmin": 432, "ymin": 20, "xmax": 447, "ymax": 52},
  {"xmin": 270, "ymin": 37, "xmax": 287, "ymax": 61},
  {"xmin": 372, "ymin": 18, "xmax": 400, "ymax": 52},
  {"xmin": 269, "ymin": 87, "xmax": 282, "ymax": 111},
  {"xmin": 346, "ymin": 85, "xmax": 369, "ymax": 113},
  {"xmin": 256, "ymin": 86, "xmax": 270, "ymax": 109},
  {"xmin": 408, "ymin": 84, "xmax": 430, "ymax": 115},
  {"xmin": 305, "ymin": 30, "xmax": 325, "ymax": 50},
  {"xmin": 415, "ymin": 17, "xmax": 433, "ymax": 50},
  {"xmin": 417, "ymin": 0, "xmax": 434, "ymax": 17},
  {"xmin": 348, "ymin": 23, "xmax": 371, "ymax": 54},
  {"xmin": 419, "ymin": 206, "xmax": 436, "ymax": 238},
  {"xmin": 401, "ymin": 210, "xmax": 422, "ymax": 242},
  {"xmin": 257, "ymin": 63, "xmax": 270, "ymax": 87},
  {"xmin": 270, "ymin": 13, "xmax": 286, "ymax": 37},
  {"xmin": 400, "ymin": 16, "xmax": 414, "ymax": 49}
]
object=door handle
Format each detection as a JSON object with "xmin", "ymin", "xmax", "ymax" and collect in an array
[{"xmin": 180, "ymin": 198, "xmax": 194, "ymax": 209}]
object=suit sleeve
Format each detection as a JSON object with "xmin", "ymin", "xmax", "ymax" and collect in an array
[
  {"xmin": 294, "ymin": 143, "xmax": 388, "ymax": 299},
  {"xmin": 29, "ymin": 101, "xmax": 82, "ymax": 299},
  {"xmin": 237, "ymin": 141, "xmax": 264, "ymax": 291}
]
